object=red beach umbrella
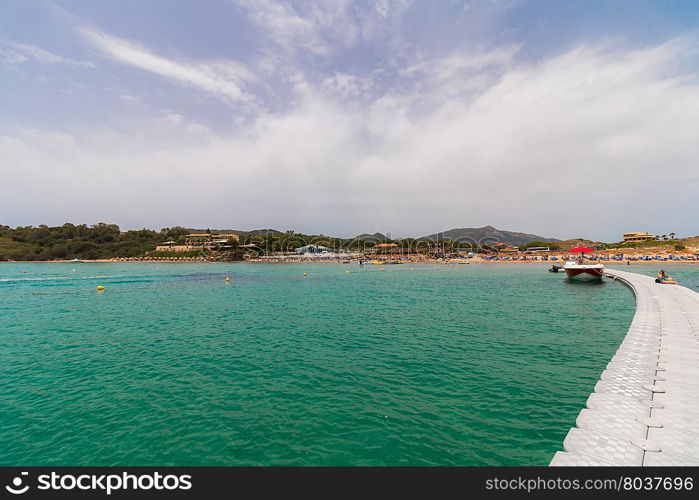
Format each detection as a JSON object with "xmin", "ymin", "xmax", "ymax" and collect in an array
[{"xmin": 569, "ymin": 246, "xmax": 596, "ymax": 253}]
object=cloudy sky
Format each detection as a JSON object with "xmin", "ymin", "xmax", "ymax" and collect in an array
[{"xmin": 1, "ymin": 0, "xmax": 698, "ymax": 240}]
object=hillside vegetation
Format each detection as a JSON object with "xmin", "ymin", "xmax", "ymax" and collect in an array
[
  {"xmin": 0, "ymin": 223, "xmax": 189, "ymax": 261},
  {"xmin": 0, "ymin": 237, "xmax": 34, "ymax": 257},
  {"xmin": 3, "ymin": 222, "xmax": 693, "ymax": 260}
]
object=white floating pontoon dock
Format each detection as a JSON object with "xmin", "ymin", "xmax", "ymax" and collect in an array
[{"xmin": 550, "ymin": 269, "xmax": 699, "ymax": 466}]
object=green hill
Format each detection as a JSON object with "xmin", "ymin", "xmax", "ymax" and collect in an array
[{"xmin": 421, "ymin": 226, "xmax": 559, "ymax": 246}]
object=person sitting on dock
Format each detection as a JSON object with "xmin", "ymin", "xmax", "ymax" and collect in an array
[{"xmin": 655, "ymin": 269, "xmax": 676, "ymax": 284}]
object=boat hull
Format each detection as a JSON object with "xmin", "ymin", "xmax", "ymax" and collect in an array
[{"xmin": 565, "ymin": 268, "xmax": 604, "ymax": 280}]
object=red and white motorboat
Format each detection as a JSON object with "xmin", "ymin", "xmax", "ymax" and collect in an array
[
  {"xmin": 563, "ymin": 261, "xmax": 605, "ymax": 280},
  {"xmin": 563, "ymin": 246, "xmax": 604, "ymax": 280}
]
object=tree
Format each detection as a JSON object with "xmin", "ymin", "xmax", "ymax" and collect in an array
[
  {"xmin": 399, "ymin": 238, "xmax": 416, "ymax": 252},
  {"xmin": 162, "ymin": 226, "xmax": 189, "ymax": 242},
  {"xmin": 519, "ymin": 241, "xmax": 561, "ymax": 251},
  {"xmin": 669, "ymin": 232, "xmax": 676, "ymax": 240}
]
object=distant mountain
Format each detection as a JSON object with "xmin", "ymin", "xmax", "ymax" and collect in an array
[
  {"xmin": 350, "ymin": 232, "xmax": 390, "ymax": 242},
  {"xmin": 186, "ymin": 226, "xmax": 557, "ymax": 246},
  {"xmin": 420, "ymin": 226, "xmax": 559, "ymax": 246}
]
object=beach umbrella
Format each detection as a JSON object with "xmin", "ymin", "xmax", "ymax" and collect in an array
[{"xmin": 569, "ymin": 246, "xmax": 595, "ymax": 253}]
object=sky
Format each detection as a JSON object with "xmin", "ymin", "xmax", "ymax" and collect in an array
[{"xmin": 1, "ymin": 0, "xmax": 698, "ymax": 241}]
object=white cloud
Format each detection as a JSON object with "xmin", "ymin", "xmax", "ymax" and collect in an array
[
  {"xmin": 234, "ymin": 0, "xmax": 359, "ymax": 56},
  {"xmin": 321, "ymin": 72, "xmax": 376, "ymax": 99},
  {"xmin": 162, "ymin": 110, "xmax": 184, "ymax": 125},
  {"xmin": 233, "ymin": 0, "xmax": 413, "ymax": 58},
  {"xmin": 0, "ymin": 41, "xmax": 95, "ymax": 68},
  {"xmin": 1, "ymin": 38, "xmax": 698, "ymax": 240},
  {"xmin": 403, "ymin": 44, "xmax": 520, "ymax": 81},
  {"xmin": 79, "ymin": 27, "xmax": 255, "ymax": 104}
]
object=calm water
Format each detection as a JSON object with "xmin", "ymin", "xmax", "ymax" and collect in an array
[{"xmin": 2, "ymin": 262, "xmax": 696, "ymax": 466}]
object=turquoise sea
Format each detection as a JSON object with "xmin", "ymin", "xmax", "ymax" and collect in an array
[{"xmin": 1, "ymin": 262, "xmax": 698, "ymax": 466}]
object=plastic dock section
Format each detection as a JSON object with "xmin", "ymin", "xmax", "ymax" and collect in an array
[{"xmin": 550, "ymin": 269, "xmax": 699, "ymax": 466}]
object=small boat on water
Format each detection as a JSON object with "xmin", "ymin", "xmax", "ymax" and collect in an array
[
  {"xmin": 562, "ymin": 246, "xmax": 604, "ymax": 280},
  {"xmin": 563, "ymin": 261, "xmax": 604, "ymax": 280}
]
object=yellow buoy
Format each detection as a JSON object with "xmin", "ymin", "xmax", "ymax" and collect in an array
[
  {"xmin": 303, "ymin": 272, "xmax": 307, "ymax": 277},
  {"xmin": 225, "ymin": 277, "xmax": 231, "ymax": 282},
  {"xmin": 345, "ymin": 270, "xmax": 350, "ymax": 274},
  {"xmin": 380, "ymin": 268, "xmax": 386, "ymax": 272},
  {"xmin": 96, "ymin": 285, "xmax": 105, "ymax": 291}
]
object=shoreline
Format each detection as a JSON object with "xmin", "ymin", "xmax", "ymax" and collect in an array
[{"xmin": 3, "ymin": 258, "xmax": 698, "ymax": 265}]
